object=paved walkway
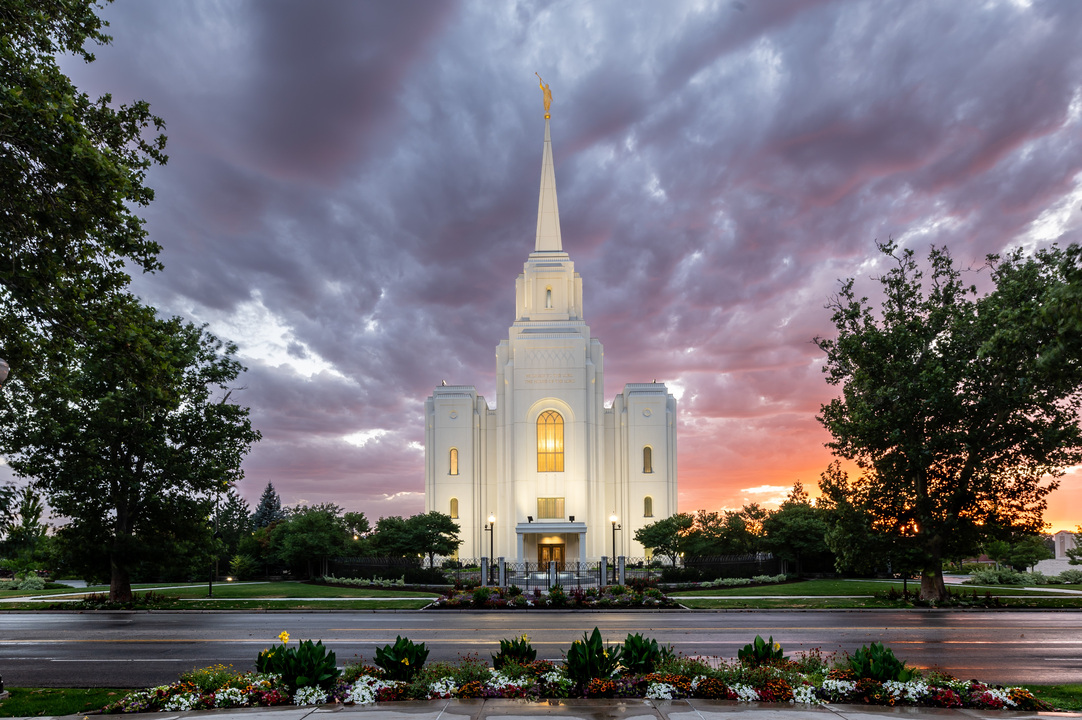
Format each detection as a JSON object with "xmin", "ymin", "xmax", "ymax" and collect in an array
[{"xmin": 5, "ymin": 699, "xmax": 1080, "ymax": 720}]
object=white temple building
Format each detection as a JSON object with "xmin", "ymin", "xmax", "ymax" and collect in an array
[{"xmin": 424, "ymin": 91, "xmax": 677, "ymax": 564}]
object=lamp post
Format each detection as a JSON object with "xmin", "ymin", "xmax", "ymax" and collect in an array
[
  {"xmin": 610, "ymin": 512, "xmax": 621, "ymax": 583},
  {"xmin": 484, "ymin": 514, "xmax": 495, "ymax": 583}
]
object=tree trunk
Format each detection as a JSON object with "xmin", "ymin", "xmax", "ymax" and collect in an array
[
  {"xmin": 110, "ymin": 561, "xmax": 133, "ymax": 604},
  {"xmin": 919, "ymin": 539, "xmax": 947, "ymax": 602}
]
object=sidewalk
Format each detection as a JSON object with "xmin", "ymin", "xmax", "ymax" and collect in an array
[{"xmin": 7, "ymin": 698, "xmax": 1081, "ymax": 720}]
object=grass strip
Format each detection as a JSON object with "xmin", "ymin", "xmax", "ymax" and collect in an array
[
  {"xmin": 0, "ymin": 688, "xmax": 133, "ymax": 717},
  {"xmin": 669, "ymin": 578, "xmax": 1082, "ymax": 597},
  {"xmin": 1020, "ymin": 684, "xmax": 1082, "ymax": 711},
  {"xmin": 679, "ymin": 596, "xmax": 1082, "ymax": 609}
]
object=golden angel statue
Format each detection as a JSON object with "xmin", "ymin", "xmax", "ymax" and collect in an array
[{"xmin": 535, "ymin": 72, "xmax": 552, "ymax": 114}]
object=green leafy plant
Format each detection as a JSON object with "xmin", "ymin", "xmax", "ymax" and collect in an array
[
  {"xmin": 564, "ymin": 627, "xmax": 621, "ymax": 685},
  {"xmin": 738, "ymin": 635, "xmax": 787, "ymax": 666},
  {"xmin": 179, "ymin": 663, "xmax": 240, "ymax": 694},
  {"xmin": 847, "ymin": 641, "xmax": 913, "ymax": 682},
  {"xmin": 621, "ymin": 632, "xmax": 674, "ymax": 674},
  {"xmin": 471, "ymin": 586, "xmax": 492, "ymax": 607},
  {"xmin": 256, "ymin": 637, "xmax": 339, "ymax": 691},
  {"xmin": 547, "ymin": 584, "xmax": 569, "ymax": 607},
  {"xmin": 374, "ymin": 635, "xmax": 429, "ymax": 681},
  {"xmin": 493, "ymin": 634, "xmax": 537, "ymax": 669}
]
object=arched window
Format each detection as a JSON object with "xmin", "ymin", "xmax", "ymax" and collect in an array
[
  {"xmin": 537, "ymin": 410, "xmax": 564, "ymax": 472},
  {"xmin": 643, "ymin": 446, "xmax": 653, "ymax": 473},
  {"xmin": 644, "ymin": 496, "xmax": 653, "ymax": 518},
  {"xmin": 449, "ymin": 497, "xmax": 459, "ymax": 519},
  {"xmin": 545, "ymin": 286, "xmax": 553, "ymax": 308},
  {"xmin": 449, "ymin": 448, "xmax": 459, "ymax": 475}
]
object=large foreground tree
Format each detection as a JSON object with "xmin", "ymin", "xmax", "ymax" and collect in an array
[
  {"xmin": 0, "ymin": 298, "xmax": 260, "ymax": 601},
  {"xmin": 1, "ymin": 0, "xmax": 167, "ymax": 377},
  {"xmin": 816, "ymin": 242, "xmax": 1082, "ymax": 601}
]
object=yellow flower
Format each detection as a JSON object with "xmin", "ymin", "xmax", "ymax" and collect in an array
[
  {"xmin": 402, "ymin": 658, "xmax": 410, "ymax": 665},
  {"xmin": 278, "ymin": 631, "xmax": 290, "ymax": 644},
  {"xmin": 773, "ymin": 642, "xmax": 781, "ymax": 652}
]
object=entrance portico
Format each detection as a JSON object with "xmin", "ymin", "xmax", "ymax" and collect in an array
[{"xmin": 515, "ymin": 521, "xmax": 587, "ymax": 565}]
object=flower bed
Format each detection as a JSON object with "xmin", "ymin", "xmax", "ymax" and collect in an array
[
  {"xmin": 430, "ymin": 583, "xmax": 676, "ymax": 609},
  {"xmin": 99, "ymin": 632, "xmax": 1056, "ymax": 713}
]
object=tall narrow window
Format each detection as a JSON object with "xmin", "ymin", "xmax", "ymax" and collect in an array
[
  {"xmin": 449, "ymin": 497, "xmax": 459, "ymax": 519},
  {"xmin": 449, "ymin": 447, "xmax": 458, "ymax": 475},
  {"xmin": 537, "ymin": 410, "xmax": 564, "ymax": 472},
  {"xmin": 545, "ymin": 286, "xmax": 553, "ymax": 308},
  {"xmin": 644, "ymin": 496, "xmax": 654, "ymax": 518},
  {"xmin": 643, "ymin": 446, "xmax": 653, "ymax": 473}
]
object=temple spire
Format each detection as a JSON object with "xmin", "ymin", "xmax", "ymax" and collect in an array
[{"xmin": 534, "ymin": 75, "xmax": 562, "ymax": 252}]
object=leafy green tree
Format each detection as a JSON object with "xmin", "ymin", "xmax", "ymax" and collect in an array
[
  {"xmin": 252, "ymin": 482, "xmax": 286, "ymax": 529},
  {"xmin": 986, "ymin": 534, "xmax": 1052, "ymax": 572},
  {"xmin": 1, "ymin": 0, "xmax": 167, "ymax": 382},
  {"xmin": 682, "ymin": 505, "xmax": 765, "ymax": 557},
  {"xmin": 816, "ymin": 241, "xmax": 1082, "ymax": 601},
  {"xmin": 817, "ymin": 461, "xmax": 926, "ymax": 578},
  {"xmin": 1068, "ymin": 526, "xmax": 1082, "ymax": 566},
  {"xmin": 214, "ymin": 489, "xmax": 252, "ymax": 573},
  {"xmin": 0, "ymin": 485, "xmax": 51, "ymax": 576},
  {"xmin": 407, "ymin": 511, "xmax": 461, "ymax": 567},
  {"xmin": 0, "ymin": 298, "xmax": 260, "ymax": 601},
  {"xmin": 271, "ymin": 503, "xmax": 349, "ymax": 578},
  {"xmin": 761, "ymin": 482, "xmax": 833, "ymax": 574},
  {"xmin": 369, "ymin": 515, "xmax": 413, "ymax": 558},
  {"xmin": 634, "ymin": 513, "xmax": 693, "ymax": 566}
]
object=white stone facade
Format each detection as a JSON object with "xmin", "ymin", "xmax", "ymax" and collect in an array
[{"xmin": 424, "ymin": 113, "xmax": 677, "ymax": 563}]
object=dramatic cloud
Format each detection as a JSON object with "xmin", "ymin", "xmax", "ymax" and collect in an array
[{"xmin": 10, "ymin": 0, "xmax": 1078, "ymax": 529}]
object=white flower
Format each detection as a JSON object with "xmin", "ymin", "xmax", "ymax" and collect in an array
[
  {"xmin": 646, "ymin": 682, "xmax": 675, "ymax": 699},
  {"xmin": 883, "ymin": 679, "xmax": 929, "ymax": 702},
  {"xmin": 821, "ymin": 678, "xmax": 856, "ymax": 699},
  {"xmin": 731, "ymin": 683, "xmax": 759, "ymax": 702},
  {"xmin": 428, "ymin": 677, "xmax": 458, "ymax": 699},
  {"xmin": 214, "ymin": 687, "xmax": 249, "ymax": 707},
  {"xmin": 293, "ymin": 686, "xmax": 328, "ymax": 706},
  {"xmin": 346, "ymin": 675, "xmax": 403, "ymax": 705},
  {"xmin": 792, "ymin": 684, "xmax": 821, "ymax": 705},
  {"xmin": 163, "ymin": 693, "xmax": 199, "ymax": 711}
]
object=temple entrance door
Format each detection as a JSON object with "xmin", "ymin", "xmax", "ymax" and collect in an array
[{"xmin": 538, "ymin": 543, "xmax": 565, "ymax": 570}]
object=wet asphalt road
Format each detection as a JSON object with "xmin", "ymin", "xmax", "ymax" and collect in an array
[{"xmin": 1, "ymin": 609, "xmax": 1079, "ymax": 688}]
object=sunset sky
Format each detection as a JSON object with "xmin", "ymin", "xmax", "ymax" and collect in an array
[{"xmin": 7, "ymin": 0, "xmax": 1080, "ymax": 530}]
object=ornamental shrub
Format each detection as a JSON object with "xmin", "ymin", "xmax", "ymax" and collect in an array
[
  {"xmin": 256, "ymin": 638, "xmax": 339, "ymax": 692},
  {"xmin": 374, "ymin": 635, "xmax": 429, "ymax": 681},
  {"xmin": 738, "ymin": 635, "xmax": 787, "ymax": 666},
  {"xmin": 621, "ymin": 632, "xmax": 673, "ymax": 674},
  {"xmin": 564, "ymin": 627, "xmax": 621, "ymax": 685},
  {"xmin": 493, "ymin": 634, "xmax": 537, "ymax": 669},
  {"xmin": 846, "ymin": 642, "xmax": 913, "ymax": 682}
]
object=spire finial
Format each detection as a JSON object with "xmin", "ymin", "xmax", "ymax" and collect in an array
[{"xmin": 535, "ymin": 72, "xmax": 552, "ymax": 118}]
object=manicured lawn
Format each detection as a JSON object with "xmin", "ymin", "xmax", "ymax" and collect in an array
[
  {"xmin": 1020, "ymin": 684, "xmax": 1082, "ymax": 711},
  {"xmin": 163, "ymin": 581, "xmax": 438, "ymax": 599},
  {"xmin": 0, "ymin": 688, "xmax": 133, "ymax": 717},
  {"xmin": 0, "ymin": 581, "xmax": 440, "ymax": 610},
  {"xmin": 670, "ymin": 578, "xmax": 1082, "ymax": 597}
]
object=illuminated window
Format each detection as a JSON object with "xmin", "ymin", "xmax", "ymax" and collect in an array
[
  {"xmin": 643, "ymin": 446, "xmax": 653, "ymax": 473},
  {"xmin": 644, "ymin": 496, "xmax": 653, "ymax": 517},
  {"xmin": 537, "ymin": 497, "xmax": 565, "ymax": 519},
  {"xmin": 450, "ymin": 497, "xmax": 459, "ymax": 519},
  {"xmin": 545, "ymin": 286, "xmax": 553, "ymax": 308},
  {"xmin": 537, "ymin": 410, "xmax": 564, "ymax": 472},
  {"xmin": 449, "ymin": 447, "xmax": 458, "ymax": 475}
]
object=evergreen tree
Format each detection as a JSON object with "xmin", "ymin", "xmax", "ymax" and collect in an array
[{"xmin": 252, "ymin": 482, "xmax": 286, "ymax": 528}]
